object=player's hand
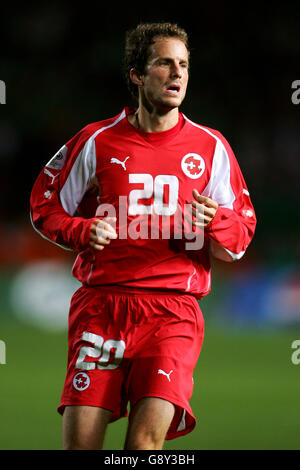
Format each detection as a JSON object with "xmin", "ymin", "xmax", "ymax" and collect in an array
[
  {"xmin": 89, "ymin": 217, "xmax": 117, "ymax": 251},
  {"xmin": 188, "ymin": 189, "xmax": 218, "ymax": 227}
]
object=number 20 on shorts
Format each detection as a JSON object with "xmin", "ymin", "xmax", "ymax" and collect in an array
[{"xmin": 76, "ymin": 332, "xmax": 126, "ymax": 370}]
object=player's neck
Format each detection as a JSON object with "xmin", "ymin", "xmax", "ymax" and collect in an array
[{"xmin": 131, "ymin": 106, "xmax": 179, "ymax": 133}]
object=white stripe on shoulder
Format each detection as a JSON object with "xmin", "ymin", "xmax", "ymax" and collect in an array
[
  {"xmin": 60, "ymin": 110, "xmax": 126, "ymax": 216},
  {"xmin": 183, "ymin": 115, "xmax": 235, "ymax": 210},
  {"xmin": 183, "ymin": 114, "xmax": 222, "ymax": 143}
]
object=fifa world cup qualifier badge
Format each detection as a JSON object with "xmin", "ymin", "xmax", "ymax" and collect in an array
[{"xmin": 0, "ymin": 80, "xmax": 6, "ymax": 104}]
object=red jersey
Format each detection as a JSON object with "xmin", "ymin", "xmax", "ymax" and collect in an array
[{"xmin": 30, "ymin": 107, "xmax": 256, "ymax": 298}]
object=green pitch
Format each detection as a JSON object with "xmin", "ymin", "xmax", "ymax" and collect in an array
[{"xmin": 0, "ymin": 321, "xmax": 299, "ymax": 450}]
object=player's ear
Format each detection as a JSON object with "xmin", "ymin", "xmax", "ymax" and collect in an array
[{"xmin": 130, "ymin": 68, "xmax": 143, "ymax": 87}]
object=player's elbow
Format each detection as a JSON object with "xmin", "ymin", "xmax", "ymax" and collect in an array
[
  {"xmin": 209, "ymin": 240, "xmax": 244, "ymax": 263},
  {"xmin": 213, "ymin": 250, "xmax": 237, "ymax": 263}
]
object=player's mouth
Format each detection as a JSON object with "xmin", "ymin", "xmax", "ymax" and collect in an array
[{"xmin": 165, "ymin": 84, "xmax": 181, "ymax": 95}]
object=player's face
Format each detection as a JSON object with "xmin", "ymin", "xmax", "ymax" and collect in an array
[{"xmin": 141, "ymin": 37, "xmax": 189, "ymax": 111}]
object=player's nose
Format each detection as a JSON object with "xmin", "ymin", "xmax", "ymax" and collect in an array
[{"xmin": 170, "ymin": 62, "xmax": 182, "ymax": 79}]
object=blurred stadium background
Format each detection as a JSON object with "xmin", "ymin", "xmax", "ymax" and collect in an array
[{"xmin": 0, "ymin": 3, "xmax": 300, "ymax": 450}]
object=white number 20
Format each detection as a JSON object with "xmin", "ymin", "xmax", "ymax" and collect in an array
[
  {"xmin": 75, "ymin": 331, "xmax": 126, "ymax": 370},
  {"xmin": 128, "ymin": 174, "xmax": 179, "ymax": 216}
]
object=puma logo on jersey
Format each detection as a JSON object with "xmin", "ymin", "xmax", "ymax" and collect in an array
[
  {"xmin": 44, "ymin": 168, "xmax": 60, "ymax": 184},
  {"xmin": 110, "ymin": 156, "xmax": 130, "ymax": 171},
  {"xmin": 157, "ymin": 369, "xmax": 173, "ymax": 382}
]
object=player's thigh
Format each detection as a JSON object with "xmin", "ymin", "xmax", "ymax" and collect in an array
[
  {"xmin": 124, "ymin": 397, "xmax": 175, "ymax": 450},
  {"xmin": 62, "ymin": 405, "xmax": 112, "ymax": 450}
]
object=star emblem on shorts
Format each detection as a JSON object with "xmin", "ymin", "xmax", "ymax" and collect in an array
[{"xmin": 73, "ymin": 372, "xmax": 90, "ymax": 391}]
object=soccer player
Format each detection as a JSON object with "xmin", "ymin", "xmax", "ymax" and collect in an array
[{"xmin": 30, "ymin": 22, "xmax": 256, "ymax": 450}]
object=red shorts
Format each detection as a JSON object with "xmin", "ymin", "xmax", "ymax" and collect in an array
[{"xmin": 58, "ymin": 285, "xmax": 204, "ymax": 440}]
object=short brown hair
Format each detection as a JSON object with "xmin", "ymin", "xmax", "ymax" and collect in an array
[{"xmin": 124, "ymin": 22, "xmax": 189, "ymax": 101}]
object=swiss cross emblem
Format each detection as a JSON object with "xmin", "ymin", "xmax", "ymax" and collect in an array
[
  {"xmin": 181, "ymin": 153, "xmax": 205, "ymax": 179},
  {"xmin": 73, "ymin": 372, "xmax": 90, "ymax": 391}
]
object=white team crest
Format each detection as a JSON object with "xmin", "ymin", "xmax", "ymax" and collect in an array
[
  {"xmin": 110, "ymin": 156, "xmax": 130, "ymax": 171},
  {"xmin": 181, "ymin": 153, "xmax": 205, "ymax": 179},
  {"xmin": 158, "ymin": 369, "xmax": 173, "ymax": 382},
  {"xmin": 73, "ymin": 372, "xmax": 90, "ymax": 391}
]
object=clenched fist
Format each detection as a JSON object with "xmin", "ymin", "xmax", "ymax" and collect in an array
[{"xmin": 89, "ymin": 217, "xmax": 117, "ymax": 251}]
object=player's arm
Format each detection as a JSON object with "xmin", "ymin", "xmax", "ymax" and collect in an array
[
  {"xmin": 30, "ymin": 128, "xmax": 116, "ymax": 252},
  {"xmin": 188, "ymin": 190, "xmax": 229, "ymax": 261},
  {"xmin": 188, "ymin": 190, "xmax": 233, "ymax": 262},
  {"xmin": 189, "ymin": 136, "xmax": 256, "ymax": 262}
]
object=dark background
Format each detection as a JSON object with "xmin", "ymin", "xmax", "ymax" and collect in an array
[
  {"xmin": 0, "ymin": 1, "xmax": 299, "ymax": 266},
  {"xmin": 0, "ymin": 1, "xmax": 300, "ymax": 451}
]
